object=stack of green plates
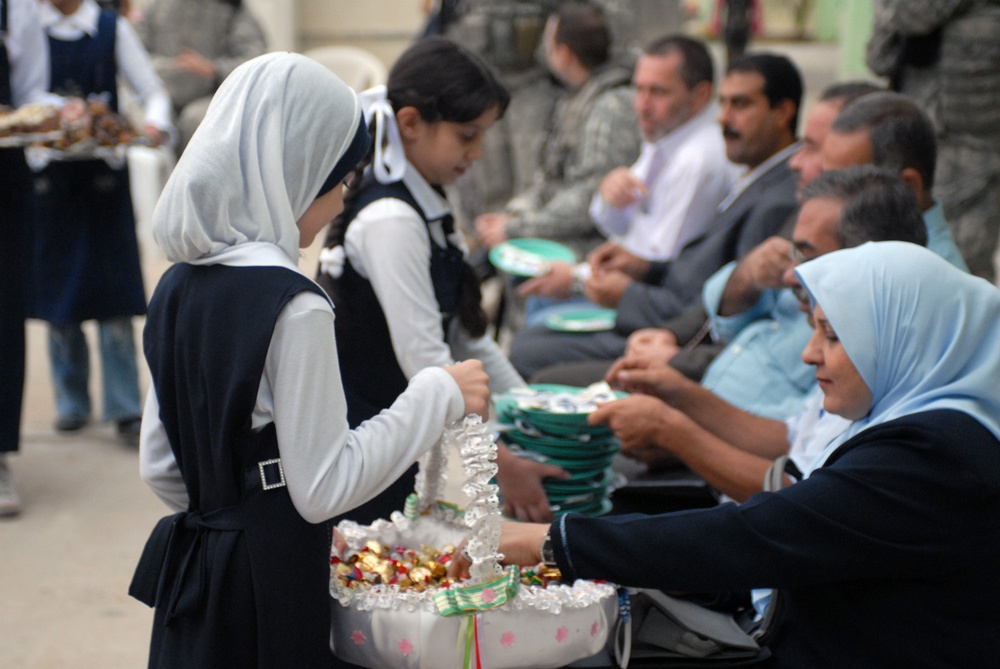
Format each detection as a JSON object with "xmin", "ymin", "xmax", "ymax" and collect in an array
[{"xmin": 495, "ymin": 384, "xmax": 624, "ymax": 517}]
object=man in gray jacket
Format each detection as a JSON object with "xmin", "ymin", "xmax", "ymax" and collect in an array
[{"xmin": 135, "ymin": 0, "xmax": 267, "ymax": 154}]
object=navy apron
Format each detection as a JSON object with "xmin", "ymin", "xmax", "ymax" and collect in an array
[
  {"xmin": 131, "ymin": 264, "xmax": 335, "ymax": 668},
  {"xmin": 0, "ymin": 0, "xmax": 33, "ymax": 453},
  {"xmin": 29, "ymin": 9, "xmax": 146, "ymax": 326},
  {"xmin": 316, "ymin": 176, "xmax": 464, "ymax": 524}
]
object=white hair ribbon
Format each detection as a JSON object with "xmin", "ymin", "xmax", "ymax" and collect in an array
[
  {"xmin": 357, "ymin": 85, "xmax": 407, "ymax": 184},
  {"xmin": 319, "ymin": 245, "xmax": 346, "ymax": 278}
]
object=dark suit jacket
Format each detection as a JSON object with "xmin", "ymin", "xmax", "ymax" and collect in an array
[
  {"xmin": 614, "ymin": 153, "xmax": 799, "ymax": 334},
  {"xmin": 509, "ymin": 150, "xmax": 799, "ymax": 379}
]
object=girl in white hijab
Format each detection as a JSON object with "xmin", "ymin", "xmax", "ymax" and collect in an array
[
  {"xmin": 469, "ymin": 240, "xmax": 1000, "ymax": 667},
  {"xmin": 132, "ymin": 53, "xmax": 489, "ymax": 668}
]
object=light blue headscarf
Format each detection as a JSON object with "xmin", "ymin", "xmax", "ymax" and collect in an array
[{"xmin": 795, "ymin": 241, "xmax": 1000, "ymax": 450}]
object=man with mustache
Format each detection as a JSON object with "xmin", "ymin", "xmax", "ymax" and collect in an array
[
  {"xmin": 596, "ymin": 166, "xmax": 928, "ymax": 504},
  {"xmin": 508, "ymin": 52, "xmax": 801, "ymax": 379}
]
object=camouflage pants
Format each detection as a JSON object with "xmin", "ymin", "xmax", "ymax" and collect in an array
[{"xmin": 935, "ymin": 138, "xmax": 1000, "ymax": 281}]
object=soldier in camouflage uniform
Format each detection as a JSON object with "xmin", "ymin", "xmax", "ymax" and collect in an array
[
  {"xmin": 867, "ymin": 0, "xmax": 1000, "ymax": 281},
  {"xmin": 445, "ymin": 0, "xmax": 637, "ymax": 227}
]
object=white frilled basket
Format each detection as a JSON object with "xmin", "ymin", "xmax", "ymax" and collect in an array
[{"xmin": 331, "ymin": 415, "xmax": 619, "ymax": 669}]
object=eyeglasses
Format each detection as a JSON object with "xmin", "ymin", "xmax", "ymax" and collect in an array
[
  {"xmin": 788, "ymin": 244, "xmax": 807, "ymax": 264},
  {"xmin": 787, "ymin": 244, "xmax": 812, "ymax": 305}
]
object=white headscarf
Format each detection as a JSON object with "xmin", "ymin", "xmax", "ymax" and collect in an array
[
  {"xmin": 152, "ymin": 53, "xmax": 368, "ymax": 265},
  {"xmin": 795, "ymin": 241, "xmax": 1000, "ymax": 448}
]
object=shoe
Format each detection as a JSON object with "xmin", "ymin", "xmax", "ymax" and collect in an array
[
  {"xmin": 116, "ymin": 417, "xmax": 142, "ymax": 445},
  {"xmin": 55, "ymin": 415, "xmax": 88, "ymax": 432},
  {"xmin": 0, "ymin": 455, "xmax": 22, "ymax": 518}
]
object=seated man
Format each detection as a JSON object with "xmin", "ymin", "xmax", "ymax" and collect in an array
[
  {"xmin": 135, "ymin": 0, "xmax": 267, "ymax": 154},
  {"xmin": 509, "ymin": 52, "xmax": 803, "ymax": 378},
  {"xmin": 542, "ymin": 87, "xmax": 967, "ymax": 422},
  {"xmin": 473, "ymin": 2, "xmax": 640, "ymax": 273},
  {"xmin": 532, "ymin": 80, "xmax": 882, "ymax": 387},
  {"xmin": 515, "ymin": 34, "xmax": 740, "ymax": 313},
  {"xmin": 593, "ymin": 165, "xmax": 928, "ymax": 502},
  {"xmin": 685, "ymin": 90, "xmax": 969, "ymax": 419}
]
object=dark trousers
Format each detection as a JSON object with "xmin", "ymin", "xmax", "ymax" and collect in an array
[{"xmin": 0, "ymin": 149, "xmax": 32, "ymax": 453}]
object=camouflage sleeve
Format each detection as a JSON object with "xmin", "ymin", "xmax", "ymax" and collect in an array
[
  {"xmin": 505, "ymin": 87, "xmax": 640, "ymax": 244},
  {"xmin": 872, "ymin": 0, "xmax": 971, "ymax": 35},
  {"xmin": 213, "ymin": 7, "xmax": 269, "ymax": 81}
]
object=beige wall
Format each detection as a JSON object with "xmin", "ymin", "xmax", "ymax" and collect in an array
[
  {"xmin": 132, "ymin": 0, "xmax": 420, "ymax": 67},
  {"xmin": 296, "ymin": 0, "xmax": 424, "ymax": 67}
]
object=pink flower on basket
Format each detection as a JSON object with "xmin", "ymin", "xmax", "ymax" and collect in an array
[
  {"xmin": 500, "ymin": 631, "xmax": 516, "ymax": 648},
  {"xmin": 481, "ymin": 587, "xmax": 496, "ymax": 604},
  {"xmin": 398, "ymin": 638, "xmax": 413, "ymax": 656},
  {"xmin": 351, "ymin": 630, "xmax": 366, "ymax": 646},
  {"xmin": 591, "ymin": 621, "xmax": 600, "ymax": 637},
  {"xmin": 556, "ymin": 626, "xmax": 569, "ymax": 643}
]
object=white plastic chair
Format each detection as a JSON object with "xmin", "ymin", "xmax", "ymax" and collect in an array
[{"xmin": 303, "ymin": 45, "xmax": 388, "ymax": 92}]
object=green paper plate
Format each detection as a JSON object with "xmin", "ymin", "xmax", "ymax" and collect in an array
[
  {"xmin": 496, "ymin": 384, "xmax": 626, "ymax": 431},
  {"xmin": 488, "ymin": 238, "xmax": 576, "ymax": 278},
  {"xmin": 554, "ymin": 497, "xmax": 614, "ymax": 517},
  {"xmin": 503, "ymin": 429, "xmax": 620, "ymax": 454},
  {"xmin": 544, "ymin": 308, "xmax": 617, "ymax": 333}
]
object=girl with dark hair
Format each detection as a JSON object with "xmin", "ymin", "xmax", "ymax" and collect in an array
[{"xmin": 318, "ymin": 36, "xmax": 567, "ymax": 525}]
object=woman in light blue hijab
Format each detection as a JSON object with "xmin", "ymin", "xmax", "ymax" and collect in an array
[
  {"xmin": 477, "ymin": 240, "xmax": 1000, "ymax": 667},
  {"xmin": 794, "ymin": 240, "xmax": 1000, "ymax": 472}
]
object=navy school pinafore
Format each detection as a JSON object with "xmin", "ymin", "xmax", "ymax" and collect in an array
[
  {"xmin": 130, "ymin": 265, "xmax": 335, "ymax": 668},
  {"xmin": 29, "ymin": 8, "xmax": 146, "ymax": 327},
  {"xmin": 316, "ymin": 175, "xmax": 465, "ymax": 525},
  {"xmin": 0, "ymin": 0, "xmax": 35, "ymax": 452}
]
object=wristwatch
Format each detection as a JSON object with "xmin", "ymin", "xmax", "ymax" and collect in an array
[{"xmin": 540, "ymin": 533, "xmax": 558, "ymax": 568}]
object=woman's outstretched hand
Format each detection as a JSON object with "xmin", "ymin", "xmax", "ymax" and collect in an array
[{"xmin": 447, "ymin": 520, "xmax": 550, "ymax": 579}]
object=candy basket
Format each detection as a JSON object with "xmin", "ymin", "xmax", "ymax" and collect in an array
[{"xmin": 330, "ymin": 416, "xmax": 619, "ymax": 669}]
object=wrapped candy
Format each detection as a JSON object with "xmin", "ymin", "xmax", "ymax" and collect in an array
[{"xmin": 331, "ymin": 415, "xmax": 618, "ymax": 669}]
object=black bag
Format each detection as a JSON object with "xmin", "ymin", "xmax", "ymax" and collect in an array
[{"xmin": 611, "ymin": 589, "xmax": 770, "ymax": 668}]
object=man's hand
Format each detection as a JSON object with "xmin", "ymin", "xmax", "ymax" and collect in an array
[
  {"xmin": 590, "ymin": 396, "xmax": 686, "ymax": 468},
  {"xmin": 598, "ymin": 167, "xmax": 647, "ymax": 209},
  {"xmin": 587, "ymin": 240, "xmax": 651, "ymax": 279},
  {"xmin": 605, "ymin": 356, "xmax": 692, "ymax": 402},
  {"xmin": 718, "ymin": 237, "xmax": 793, "ymax": 316},
  {"xmin": 625, "ymin": 328, "xmax": 679, "ymax": 362},
  {"xmin": 584, "ymin": 268, "xmax": 631, "ymax": 307},
  {"xmin": 474, "ymin": 212, "xmax": 509, "ymax": 249},
  {"xmin": 173, "ymin": 49, "xmax": 216, "ymax": 79},
  {"xmin": 589, "ymin": 395, "xmax": 668, "ymax": 449},
  {"xmin": 495, "ymin": 445, "xmax": 570, "ymax": 523},
  {"xmin": 517, "ymin": 261, "xmax": 574, "ymax": 299}
]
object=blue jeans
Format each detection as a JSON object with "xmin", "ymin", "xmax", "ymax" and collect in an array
[{"xmin": 48, "ymin": 317, "xmax": 142, "ymax": 422}]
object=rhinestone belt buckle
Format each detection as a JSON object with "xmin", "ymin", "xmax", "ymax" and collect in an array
[{"xmin": 258, "ymin": 458, "xmax": 286, "ymax": 491}]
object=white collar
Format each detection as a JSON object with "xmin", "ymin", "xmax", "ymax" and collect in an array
[
  {"xmin": 186, "ymin": 241, "xmax": 304, "ymax": 272},
  {"xmin": 647, "ymin": 103, "xmax": 719, "ymax": 155},
  {"xmin": 40, "ymin": 0, "xmax": 102, "ymax": 37},
  {"xmin": 401, "ymin": 161, "xmax": 451, "ymax": 222}
]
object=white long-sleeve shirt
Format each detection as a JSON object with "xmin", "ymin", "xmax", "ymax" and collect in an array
[
  {"xmin": 140, "ymin": 247, "xmax": 465, "ymax": 524},
  {"xmin": 5, "ymin": 0, "xmax": 59, "ymax": 106},
  {"xmin": 589, "ymin": 104, "xmax": 741, "ymax": 261},
  {"xmin": 39, "ymin": 0, "xmax": 173, "ymax": 135},
  {"xmin": 344, "ymin": 165, "xmax": 525, "ymax": 394}
]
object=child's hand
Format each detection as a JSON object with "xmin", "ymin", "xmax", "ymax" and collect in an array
[{"xmin": 445, "ymin": 360, "xmax": 490, "ymax": 418}]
